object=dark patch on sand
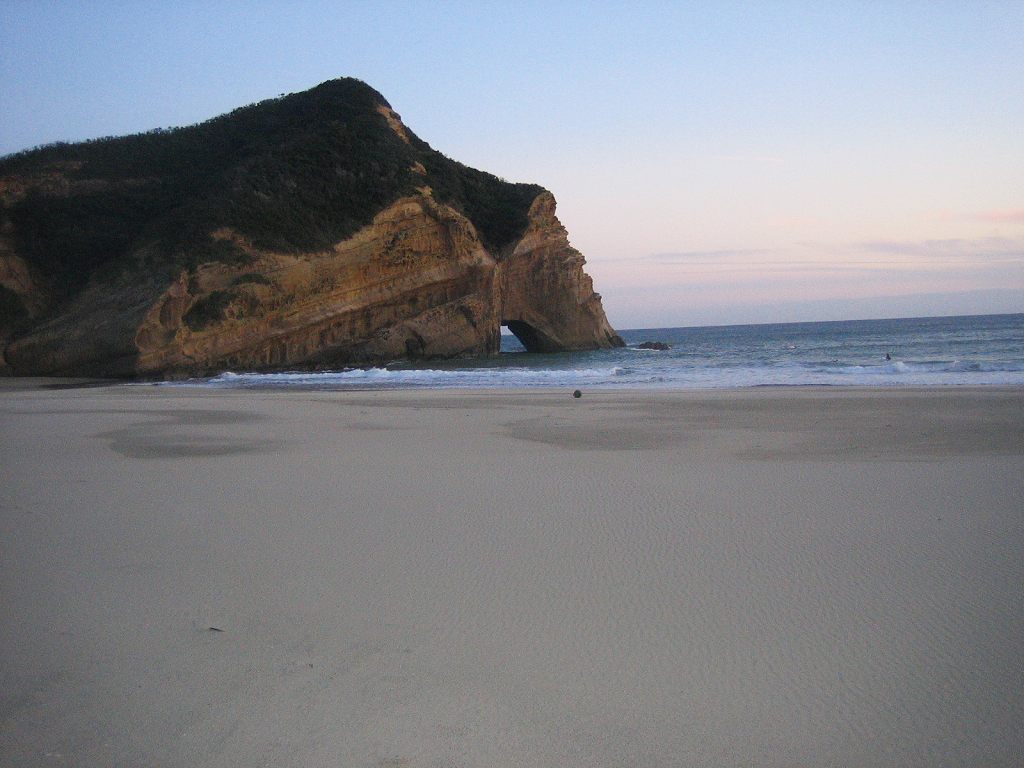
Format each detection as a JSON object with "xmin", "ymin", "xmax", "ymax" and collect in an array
[
  {"xmin": 0, "ymin": 378, "xmax": 118, "ymax": 392},
  {"xmin": 39, "ymin": 379, "xmax": 120, "ymax": 390},
  {"xmin": 95, "ymin": 408, "xmax": 281, "ymax": 459},
  {"xmin": 501, "ymin": 414, "xmax": 689, "ymax": 451},
  {"xmin": 639, "ymin": 393, "xmax": 1024, "ymax": 460},
  {"xmin": 500, "ymin": 391, "xmax": 1024, "ymax": 458}
]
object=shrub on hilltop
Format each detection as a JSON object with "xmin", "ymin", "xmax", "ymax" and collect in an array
[{"xmin": 1, "ymin": 78, "xmax": 544, "ymax": 301}]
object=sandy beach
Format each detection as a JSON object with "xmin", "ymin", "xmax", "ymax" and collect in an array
[{"xmin": 1, "ymin": 381, "xmax": 1022, "ymax": 767}]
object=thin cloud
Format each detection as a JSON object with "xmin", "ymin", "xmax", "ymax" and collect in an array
[
  {"xmin": 855, "ymin": 237, "xmax": 1024, "ymax": 260},
  {"xmin": 709, "ymin": 154, "xmax": 785, "ymax": 164},
  {"xmin": 640, "ymin": 248, "xmax": 775, "ymax": 264},
  {"xmin": 972, "ymin": 208, "xmax": 1024, "ymax": 224},
  {"xmin": 932, "ymin": 209, "xmax": 1024, "ymax": 224},
  {"xmin": 627, "ymin": 239, "xmax": 1024, "ymax": 266},
  {"xmin": 766, "ymin": 215, "xmax": 823, "ymax": 229},
  {"xmin": 601, "ymin": 238, "xmax": 1024, "ymax": 282}
]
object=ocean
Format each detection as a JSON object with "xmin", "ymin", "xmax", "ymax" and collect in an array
[{"xmin": 172, "ymin": 313, "xmax": 1024, "ymax": 390}]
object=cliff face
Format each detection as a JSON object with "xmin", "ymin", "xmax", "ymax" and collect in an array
[
  {"xmin": 134, "ymin": 191, "xmax": 500, "ymax": 376},
  {"xmin": 0, "ymin": 79, "xmax": 623, "ymax": 377},
  {"xmin": 499, "ymin": 192, "xmax": 621, "ymax": 351}
]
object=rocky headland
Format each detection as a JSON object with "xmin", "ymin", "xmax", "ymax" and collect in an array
[{"xmin": 0, "ymin": 79, "xmax": 622, "ymax": 378}]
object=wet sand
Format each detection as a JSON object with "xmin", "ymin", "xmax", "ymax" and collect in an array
[{"xmin": 2, "ymin": 382, "xmax": 1022, "ymax": 766}]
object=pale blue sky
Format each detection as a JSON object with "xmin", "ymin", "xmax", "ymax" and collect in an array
[{"xmin": 2, "ymin": 0, "xmax": 1021, "ymax": 327}]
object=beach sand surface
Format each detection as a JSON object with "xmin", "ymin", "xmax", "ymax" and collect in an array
[{"xmin": 1, "ymin": 382, "xmax": 1022, "ymax": 767}]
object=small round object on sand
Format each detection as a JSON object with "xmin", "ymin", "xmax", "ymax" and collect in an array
[{"xmin": 572, "ymin": 389, "xmax": 582, "ymax": 398}]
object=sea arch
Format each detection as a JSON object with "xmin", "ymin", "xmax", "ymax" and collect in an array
[{"xmin": 502, "ymin": 319, "xmax": 561, "ymax": 353}]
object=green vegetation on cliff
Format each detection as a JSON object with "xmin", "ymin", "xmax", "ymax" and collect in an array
[{"xmin": 1, "ymin": 78, "xmax": 543, "ymax": 299}]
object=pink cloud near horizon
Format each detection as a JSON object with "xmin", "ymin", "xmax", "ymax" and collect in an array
[
  {"xmin": 934, "ymin": 208, "xmax": 1024, "ymax": 224},
  {"xmin": 973, "ymin": 209, "xmax": 1024, "ymax": 223}
]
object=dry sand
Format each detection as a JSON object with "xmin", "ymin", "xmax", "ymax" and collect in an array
[{"xmin": 1, "ymin": 381, "xmax": 1022, "ymax": 767}]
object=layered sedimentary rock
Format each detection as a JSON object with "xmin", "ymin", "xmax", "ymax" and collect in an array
[
  {"xmin": 499, "ymin": 192, "xmax": 621, "ymax": 351},
  {"xmin": 0, "ymin": 78, "xmax": 622, "ymax": 377},
  {"xmin": 133, "ymin": 190, "xmax": 500, "ymax": 376}
]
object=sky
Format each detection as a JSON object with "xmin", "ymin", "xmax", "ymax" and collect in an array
[{"xmin": 1, "ymin": 0, "xmax": 1021, "ymax": 329}]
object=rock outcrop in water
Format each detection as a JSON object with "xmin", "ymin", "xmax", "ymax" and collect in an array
[{"xmin": 0, "ymin": 78, "xmax": 622, "ymax": 377}]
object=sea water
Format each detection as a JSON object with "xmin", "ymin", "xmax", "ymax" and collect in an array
[{"xmin": 176, "ymin": 313, "xmax": 1024, "ymax": 390}]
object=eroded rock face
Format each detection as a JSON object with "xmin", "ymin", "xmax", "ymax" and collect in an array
[
  {"xmin": 4, "ymin": 188, "xmax": 620, "ymax": 377},
  {"xmin": 0, "ymin": 78, "xmax": 623, "ymax": 377},
  {"xmin": 499, "ymin": 192, "xmax": 623, "ymax": 352},
  {"xmin": 134, "ymin": 191, "xmax": 501, "ymax": 376}
]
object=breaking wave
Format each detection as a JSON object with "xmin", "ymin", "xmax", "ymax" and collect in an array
[{"xmin": 154, "ymin": 314, "xmax": 1024, "ymax": 390}]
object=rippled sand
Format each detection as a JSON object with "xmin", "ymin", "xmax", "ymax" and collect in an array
[{"xmin": 2, "ymin": 383, "xmax": 1022, "ymax": 767}]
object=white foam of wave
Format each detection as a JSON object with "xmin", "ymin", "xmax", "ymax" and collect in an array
[
  {"xmin": 817, "ymin": 359, "xmax": 1024, "ymax": 375},
  {"xmin": 155, "ymin": 353, "xmax": 1024, "ymax": 390},
  {"xmin": 179, "ymin": 365, "xmax": 634, "ymax": 389}
]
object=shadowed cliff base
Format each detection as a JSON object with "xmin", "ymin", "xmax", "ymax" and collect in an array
[
  {"xmin": 0, "ymin": 78, "xmax": 622, "ymax": 378},
  {"xmin": 504, "ymin": 321, "xmax": 557, "ymax": 353}
]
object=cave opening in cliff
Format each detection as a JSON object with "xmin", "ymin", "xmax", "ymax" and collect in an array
[{"xmin": 503, "ymin": 320, "xmax": 559, "ymax": 354}]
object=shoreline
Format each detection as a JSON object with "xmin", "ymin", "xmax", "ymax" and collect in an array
[
  {"xmin": 3, "ymin": 381, "xmax": 1022, "ymax": 765},
  {"xmin": 6, "ymin": 375, "xmax": 1024, "ymax": 392}
]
